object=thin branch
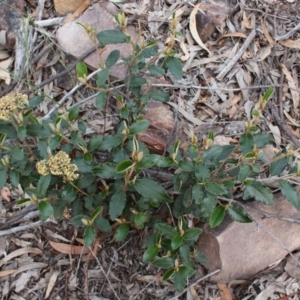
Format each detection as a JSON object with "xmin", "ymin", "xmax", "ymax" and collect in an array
[
  {"xmin": 0, "ymin": 221, "xmax": 43, "ymax": 236},
  {"xmin": 168, "ymin": 269, "xmax": 221, "ymax": 300},
  {"xmin": 217, "ymin": 29, "xmax": 256, "ymax": 81},
  {"xmin": 275, "ymin": 22, "xmax": 300, "ymax": 41},
  {"xmin": 89, "ymin": 246, "xmax": 121, "ymax": 300}
]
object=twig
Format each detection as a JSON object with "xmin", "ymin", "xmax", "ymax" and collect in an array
[
  {"xmin": 271, "ymin": 102, "xmax": 300, "ymax": 148},
  {"xmin": 216, "ymin": 29, "xmax": 256, "ymax": 81},
  {"xmin": 31, "ymin": 42, "xmax": 55, "ymax": 65},
  {"xmin": 168, "ymin": 269, "xmax": 221, "ymax": 300},
  {"xmin": 278, "ymin": 48, "xmax": 288, "ymax": 120},
  {"xmin": 34, "ymin": 18, "xmax": 64, "ymax": 27},
  {"xmin": 275, "ymin": 22, "xmax": 300, "ymax": 42},
  {"xmin": 89, "ymin": 246, "xmax": 121, "ymax": 300},
  {"xmin": 151, "ymin": 83, "xmax": 300, "ymax": 93},
  {"xmin": 0, "ymin": 220, "xmax": 43, "ymax": 236}
]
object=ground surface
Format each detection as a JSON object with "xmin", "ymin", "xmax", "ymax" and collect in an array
[{"xmin": 1, "ymin": 0, "xmax": 300, "ymax": 299}]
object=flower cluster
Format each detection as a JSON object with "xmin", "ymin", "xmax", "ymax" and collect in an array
[
  {"xmin": 0, "ymin": 93, "xmax": 28, "ymax": 121},
  {"xmin": 36, "ymin": 151, "xmax": 79, "ymax": 181}
]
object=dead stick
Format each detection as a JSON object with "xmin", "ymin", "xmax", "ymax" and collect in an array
[
  {"xmin": 217, "ymin": 29, "xmax": 256, "ymax": 81},
  {"xmin": 278, "ymin": 48, "xmax": 288, "ymax": 120},
  {"xmin": 168, "ymin": 269, "xmax": 221, "ymax": 300},
  {"xmin": 271, "ymin": 102, "xmax": 300, "ymax": 148}
]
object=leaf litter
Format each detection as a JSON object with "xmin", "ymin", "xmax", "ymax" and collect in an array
[{"xmin": 1, "ymin": 0, "xmax": 300, "ymax": 299}]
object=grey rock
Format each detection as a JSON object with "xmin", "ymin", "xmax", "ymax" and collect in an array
[
  {"xmin": 198, "ymin": 190, "xmax": 300, "ymax": 282},
  {"xmin": 56, "ymin": 2, "xmax": 137, "ymax": 80}
]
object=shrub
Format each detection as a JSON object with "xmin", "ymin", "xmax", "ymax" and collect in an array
[{"xmin": 1, "ymin": 13, "xmax": 299, "ymax": 292}]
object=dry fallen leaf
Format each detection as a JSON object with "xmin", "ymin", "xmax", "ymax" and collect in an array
[
  {"xmin": 49, "ymin": 240, "xmax": 90, "ymax": 254},
  {"xmin": 243, "ymin": 11, "xmax": 252, "ymax": 29},
  {"xmin": 1, "ymin": 187, "xmax": 11, "ymax": 202},
  {"xmin": 260, "ymin": 18, "xmax": 276, "ymax": 45},
  {"xmin": 217, "ymin": 282, "xmax": 233, "ymax": 300},
  {"xmin": 280, "ymin": 39, "xmax": 300, "ymax": 49},
  {"xmin": 0, "ymin": 269, "xmax": 16, "ymax": 278},
  {"xmin": 189, "ymin": 4, "xmax": 211, "ymax": 56},
  {"xmin": 281, "ymin": 63, "xmax": 299, "ymax": 109},
  {"xmin": 217, "ymin": 32, "xmax": 247, "ymax": 41},
  {"xmin": 0, "ymin": 57, "xmax": 13, "ymax": 85},
  {"xmin": 268, "ymin": 123, "xmax": 281, "ymax": 145},
  {"xmin": 45, "ymin": 271, "xmax": 60, "ymax": 299}
]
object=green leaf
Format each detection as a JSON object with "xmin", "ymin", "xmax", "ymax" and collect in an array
[
  {"xmin": 134, "ymin": 213, "xmax": 147, "ymax": 228},
  {"xmin": 28, "ymin": 96, "xmax": 44, "ymax": 109},
  {"xmin": 11, "ymin": 147, "xmax": 24, "ymax": 161},
  {"xmin": 154, "ymin": 223, "xmax": 177, "ymax": 239},
  {"xmin": 10, "ymin": 169, "xmax": 19, "ymax": 187},
  {"xmin": 17, "ymin": 198, "xmax": 31, "ymax": 205},
  {"xmin": 209, "ymin": 206, "xmax": 225, "ymax": 228},
  {"xmin": 178, "ymin": 266, "xmax": 195, "ymax": 278},
  {"xmin": 134, "ymin": 178, "xmax": 172, "ymax": 203},
  {"xmin": 49, "ymin": 135, "xmax": 63, "ymax": 150},
  {"xmin": 105, "ymin": 49, "xmax": 120, "ymax": 68},
  {"xmin": 254, "ymin": 133, "xmax": 270, "ymax": 148},
  {"xmin": 171, "ymin": 235, "xmax": 183, "ymax": 250},
  {"xmin": 195, "ymin": 163, "xmax": 210, "ymax": 181},
  {"xmin": 182, "ymin": 186, "xmax": 193, "ymax": 208},
  {"xmin": 239, "ymin": 133, "xmax": 254, "ymax": 156},
  {"xmin": 263, "ymin": 87, "xmax": 274, "ymax": 101},
  {"xmin": 116, "ymin": 160, "xmax": 134, "ymax": 173},
  {"xmin": 192, "ymin": 184, "xmax": 203, "ymax": 205},
  {"xmin": 37, "ymin": 174, "xmax": 51, "ymax": 197},
  {"xmin": 129, "ymin": 120, "xmax": 150, "ymax": 135},
  {"xmin": 26, "ymin": 124, "xmax": 50, "ymax": 138},
  {"xmin": 183, "ymin": 228, "xmax": 202, "ymax": 242},
  {"xmin": 93, "ymin": 163, "xmax": 123, "ymax": 179},
  {"xmin": 162, "ymin": 269, "xmax": 175, "ymax": 281},
  {"xmin": 173, "ymin": 272, "xmax": 185, "ymax": 292},
  {"xmin": 149, "ymin": 90, "xmax": 170, "ymax": 102},
  {"xmin": 136, "ymin": 154, "xmax": 161, "ymax": 169},
  {"xmin": 244, "ymin": 181, "xmax": 274, "ymax": 205},
  {"xmin": 148, "ymin": 65, "xmax": 165, "ymax": 77},
  {"xmin": 195, "ymin": 251, "xmax": 207, "ymax": 263},
  {"xmin": 280, "ymin": 181, "xmax": 300, "ymax": 210},
  {"xmin": 90, "ymin": 206, "xmax": 103, "ymax": 222},
  {"xmin": 228, "ymin": 206, "xmax": 252, "ymax": 222},
  {"xmin": 70, "ymin": 214, "xmax": 88, "ymax": 226},
  {"xmin": 83, "ymin": 152, "xmax": 92, "ymax": 164},
  {"xmin": 166, "ymin": 56, "xmax": 182, "ymax": 79},
  {"xmin": 143, "ymin": 245, "xmax": 160, "ymax": 262},
  {"xmin": 39, "ymin": 201, "xmax": 53, "ymax": 222},
  {"xmin": 270, "ymin": 155, "xmax": 288, "ymax": 176},
  {"xmin": 68, "ymin": 106, "xmax": 80, "ymax": 121},
  {"xmin": 202, "ymin": 145, "xmax": 223, "ymax": 162},
  {"xmin": 87, "ymin": 136, "xmax": 103, "ymax": 152},
  {"xmin": 114, "ymin": 223, "xmax": 129, "ymax": 242},
  {"xmin": 76, "ymin": 62, "xmax": 88, "ymax": 78},
  {"xmin": 157, "ymin": 157, "xmax": 174, "ymax": 167},
  {"xmin": 152, "ymin": 257, "xmax": 175, "ymax": 269},
  {"xmin": 94, "ymin": 216, "xmax": 111, "ymax": 232},
  {"xmin": 97, "ymin": 30, "xmax": 130, "ymax": 45},
  {"xmin": 178, "ymin": 161, "xmax": 194, "ymax": 172},
  {"xmin": 84, "ymin": 226, "xmax": 95, "ymax": 246},
  {"xmin": 17, "ymin": 126, "xmax": 26, "ymax": 139},
  {"xmin": 99, "ymin": 135, "xmax": 123, "ymax": 150},
  {"xmin": 129, "ymin": 76, "xmax": 147, "ymax": 87},
  {"xmin": 205, "ymin": 182, "xmax": 226, "ymax": 195},
  {"xmin": 109, "ymin": 191, "xmax": 126, "ymax": 220},
  {"xmin": 96, "ymin": 68, "xmax": 109, "ymax": 86},
  {"xmin": 217, "ymin": 145, "xmax": 235, "ymax": 161},
  {"xmin": 238, "ymin": 164, "xmax": 251, "ymax": 182},
  {"xmin": 95, "ymin": 91, "xmax": 107, "ymax": 110}
]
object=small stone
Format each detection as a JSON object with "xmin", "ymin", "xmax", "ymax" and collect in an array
[{"xmin": 54, "ymin": 0, "xmax": 85, "ymax": 15}]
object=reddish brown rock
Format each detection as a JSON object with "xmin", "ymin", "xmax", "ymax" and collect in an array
[{"xmin": 54, "ymin": 0, "xmax": 86, "ymax": 15}]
